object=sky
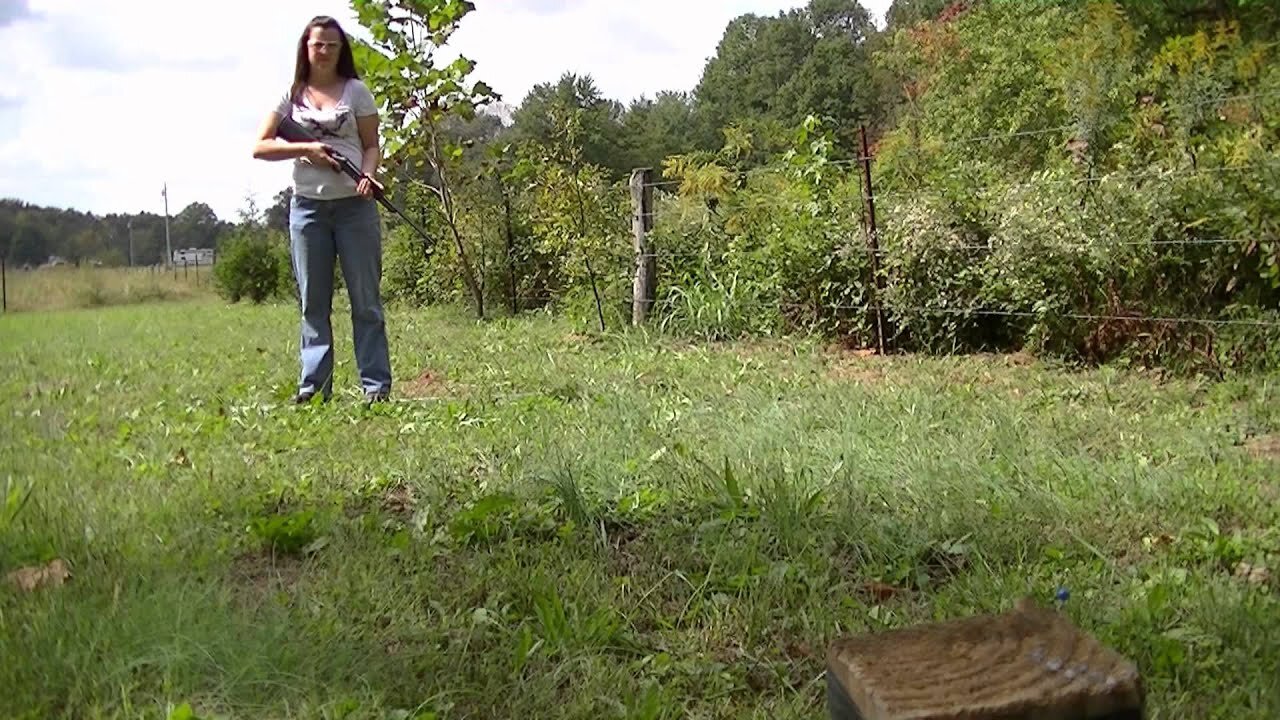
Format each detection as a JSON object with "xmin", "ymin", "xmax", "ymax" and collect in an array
[{"xmin": 0, "ymin": 0, "xmax": 892, "ymax": 223}]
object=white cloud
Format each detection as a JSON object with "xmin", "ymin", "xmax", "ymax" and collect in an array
[{"xmin": 0, "ymin": 0, "xmax": 892, "ymax": 222}]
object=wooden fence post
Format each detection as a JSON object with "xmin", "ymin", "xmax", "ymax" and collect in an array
[{"xmin": 631, "ymin": 167, "xmax": 655, "ymax": 325}]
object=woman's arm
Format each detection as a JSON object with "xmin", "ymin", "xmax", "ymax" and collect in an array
[
  {"xmin": 357, "ymin": 113, "xmax": 380, "ymax": 177},
  {"xmin": 251, "ymin": 111, "xmax": 335, "ymax": 167},
  {"xmin": 355, "ymin": 113, "xmax": 382, "ymax": 197}
]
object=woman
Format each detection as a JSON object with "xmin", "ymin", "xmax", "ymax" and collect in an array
[{"xmin": 252, "ymin": 15, "xmax": 392, "ymax": 404}]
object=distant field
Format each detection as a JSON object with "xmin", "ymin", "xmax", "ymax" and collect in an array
[
  {"xmin": 2, "ymin": 300, "xmax": 1278, "ymax": 719},
  {"xmin": 1, "ymin": 265, "xmax": 212, "ymax": 312}
]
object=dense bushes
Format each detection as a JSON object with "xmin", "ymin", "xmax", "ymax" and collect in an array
[
  {"xmin": 877, "ymin": 194, "xmax": 998, "ymax": 353},
  {"xmin": 644, "ymin": 154, "xmax": 1278, "ymax": 371},
  {"xmin": 382, "ymin": 226, "xmax": 437, "ymax": 307},
  {"xmin": 373, "ymin": 1, "xmax": 1279, "ymax": 372},
  {"xmin": 635, "ymin": 1, "xmax": 1280, "ymax": 371},
  {"xmin": 213, "ymin": 228, "xmax": 292, "ymax": 304},
  {"xmin": 380, "ymin": 139, "xmax": 634, "ymax": 326},
  {"xmin": 651, "ymin": 118, "xmax": 879, "ymax": 343}
]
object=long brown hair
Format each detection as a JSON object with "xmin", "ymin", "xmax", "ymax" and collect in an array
[{"xmin": 290, "ymin": 16, "xmax": 359, "ymax": 104}]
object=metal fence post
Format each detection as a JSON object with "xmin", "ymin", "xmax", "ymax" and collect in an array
[{"xmin": 859, "ymin": 125, "xmax": 886, "ymax": 354}]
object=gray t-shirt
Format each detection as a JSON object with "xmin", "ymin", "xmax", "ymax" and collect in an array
[{"xmin": 273, "ymin": 79, "xmax": 378, "ymax": 200}]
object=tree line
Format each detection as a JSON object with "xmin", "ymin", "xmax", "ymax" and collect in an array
[
  {"xmin": 357, "ymin": 0, "xmax": 1275, "ymax": 373},
  {"xmin": 0, "ymin": 0, "xmax": 980, "ymax": 268},
  {"xmin": 0, "ymin": 191, "xmax": 296, "ymax": 269},
  {"xmin": 10, "ymin": 0, "xmax": 1271, "ymax": 265}
]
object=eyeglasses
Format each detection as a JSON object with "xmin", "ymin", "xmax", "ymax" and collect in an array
[{"xmin": 307, "ymin": 40, "xmax": 342, "ymax": 51}]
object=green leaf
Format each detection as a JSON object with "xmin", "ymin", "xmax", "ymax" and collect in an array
[
  {"xmin": 447, "ymin": 56, "xmax": 476, "ymax": 76},
  {"xmin": 513, "ymin": 624, "xmax": 536, "ymax": 675},
  {"xmin": 722, "ymin": 457, "xmax": 742, "ymax": 506}
]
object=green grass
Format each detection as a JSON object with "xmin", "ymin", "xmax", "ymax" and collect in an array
[{"xmin": 2, "ymin": 299, "xmax": 1278, "ymax": 719}]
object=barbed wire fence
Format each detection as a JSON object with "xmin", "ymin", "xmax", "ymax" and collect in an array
[{"xmin": 615, "ymin": 91, "xmax": 1280, "ymax": 366}]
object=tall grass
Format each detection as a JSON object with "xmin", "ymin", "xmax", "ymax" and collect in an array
[{"xmin": 1, "ymin": 265, "xmax": 213, "ymax": 312}]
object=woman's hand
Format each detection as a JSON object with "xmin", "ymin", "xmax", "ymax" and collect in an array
[
  {"xmin": 301, "ymin": 142, "xmax": 341, "ymax": 172},
  {"xmin": 356, "ymin": 174, "xmax": 382, "ymax": 198}
]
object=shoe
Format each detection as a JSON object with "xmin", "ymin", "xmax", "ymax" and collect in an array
[
  {"xmin": 364, "ymin": 389, "xmax": 390, "ymax": 405},
  {"xmin": 292, "ymin": 390, "xmax": 329, "ymax": 405}
]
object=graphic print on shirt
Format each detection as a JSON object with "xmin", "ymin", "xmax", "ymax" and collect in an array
[{"xmin": 300, "ymin": 108, "xmax": 353, "ymax": 143}]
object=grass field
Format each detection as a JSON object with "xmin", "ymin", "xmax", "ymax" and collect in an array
[{"xmin": 2, "ymin": 298, "xmax": 1279, "ymax": 719}]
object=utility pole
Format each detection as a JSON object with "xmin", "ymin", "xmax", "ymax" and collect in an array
[
  {"xmin": 162, "ymin": 182, "xmax": 172, "ymax": 267},
  {"xmin": 127, "ymin": 218, "xmax": 135, "ymax": 267}
]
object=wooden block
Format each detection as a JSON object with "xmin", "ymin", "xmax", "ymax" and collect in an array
[{"xmin": 826, "ymin": 599, "xmax": 1145, "ymax": 720}]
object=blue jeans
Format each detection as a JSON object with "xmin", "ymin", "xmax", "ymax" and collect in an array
[{"xmin": 289, "ymin": 194, "xmax": 392, "ymax": 398}]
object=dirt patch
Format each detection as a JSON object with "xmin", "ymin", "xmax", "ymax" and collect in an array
[
  {"xmin": 400, "ymin": 368, "xmax": 466, "ymax": 399},
  {"xmin": 382, "ymin": 482, "xmax": 418, "ymax": 520},
  {"xmin": 857, "ymin": 581, "xmax": 908, "ymax": 603},
  {"xmin": 5, "ymin": 558, "xmax": 72, "ymax": 592},
  {"xmin": 1234, "ymin": 562, "xmax": 1272, "ymax": 587},
  {"xmin": 817, "ymin": 344, "xmax": 893, "ymax": 385},
  {"xmin": 605, "ymin": 523, "xmax": 651, "ymax": 578},
  {"xmin": 828, "ymin": 363, "xmax": 887, "ymax": 384},
  {"xmin": 228, "ymin": 549, "xmax": 304, "ymax": 609},
  {"xmin": 825, "ymin": 354, "xmax": 888, "ymax": 384},
  {"xmin": 563, "ymin": 332, "xmax": 606, "ymax": 346},
  {"xmin": 1245, "ymin": 435, "xmax": 1280, "ymax": 462}
]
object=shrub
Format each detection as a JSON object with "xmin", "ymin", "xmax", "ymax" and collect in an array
[
  {"xmin": 214, "ymin": 228, "xmax": 289, "ymax": 304},
  {"xmin": 657, "ymin": 270, "xmax": 781, "ymax": 341},
  {"xmin": 382, "ymin": 225, "xmax": 438, "ymax": 306},
  {"xmin": 557, "ymin": 282, "xmax": 630, "ymax": 334},
  {"xmin": 878, "ymin": 195, "xmax": 1003, "ymax": 353},
  {"xmin": 277, "ymin": 242, "xmax": 298, "ymax": 307},
  {"xmin": 982, "ymin": 170, "xmax": 1170, "ymax": 361},
  {"xmin": 653, "ymin": 119, "xmax": 878, "ymax": 344}
]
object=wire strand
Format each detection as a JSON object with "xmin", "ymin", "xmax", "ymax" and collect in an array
[
  {"xmin": 505, "ymin": 293, "xmax": 1280, "ymax": 330},
  {"xmin": 624, "ymin": 238, "xmax": 1269, "ymax": 261}
]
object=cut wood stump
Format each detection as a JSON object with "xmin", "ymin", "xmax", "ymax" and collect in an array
[{"xmin": 827, "ymin": 598, "xmax": 1145, "ymax": 720}]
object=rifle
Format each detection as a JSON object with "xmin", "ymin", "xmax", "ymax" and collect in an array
[{"xmin": 274, "ymin": 114, "xmax": 434, "ymax": 252}]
